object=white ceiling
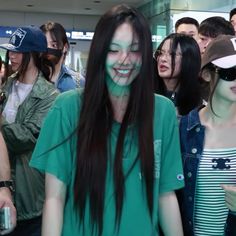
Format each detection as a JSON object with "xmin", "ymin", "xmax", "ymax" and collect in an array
[{"xmin": 0, "ymin": 0, "xmax": 150, "ymax": 15}]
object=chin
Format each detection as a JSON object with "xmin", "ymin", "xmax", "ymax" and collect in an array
[{"xmin": 159, "ymin": 73, "xmax": 171, "ymax": 79}]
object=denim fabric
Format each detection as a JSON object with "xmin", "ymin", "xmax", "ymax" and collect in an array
[
  {"xmin": 56, "ymin": 65, "xmax": 85, "ymax": 93},
  {"xmin": 178, "ymin": 106, "xmax": 236, "ymax": 236}
]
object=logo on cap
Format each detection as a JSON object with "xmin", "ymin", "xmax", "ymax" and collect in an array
[
  {"xmin": 9, "ymin": 28, "xmax": 27, "ymax": 49},
  {"xmin": 230, "ymin": 38, "xmax": 236, "ymax": 51}
]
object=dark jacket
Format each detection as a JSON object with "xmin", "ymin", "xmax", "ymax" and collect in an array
[
  {"xmin": 178, "ymin": 106, "xmax": 236, "ymax": 236},
  {"xmin": 0, "ymin": 72, "xmax": 58, "ymax": 220}
]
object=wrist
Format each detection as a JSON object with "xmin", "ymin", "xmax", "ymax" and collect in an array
[{"xmin": 0, "ymin": 180, "xmax": 14, "ymax": 193}]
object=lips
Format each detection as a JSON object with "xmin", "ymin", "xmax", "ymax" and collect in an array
[
  {"xmin": 158, "ymin": 64, "xmax": 168, "ymax": 72},
  {"xmin": 230, "ymin": 86, "xmax": 236, "ymax": 93},
  {"xmin": 114, "ymin": 68, "xmax": 132, "ymax": 77}
]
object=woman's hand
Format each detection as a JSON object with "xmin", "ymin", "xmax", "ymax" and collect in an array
[
  {"xmin": 0, "ymin": 188, "xmax": 16, "ymax": 235},
  {"xmin": 221, "ymin": 184, "xmax": 236, "ymax": 213}
]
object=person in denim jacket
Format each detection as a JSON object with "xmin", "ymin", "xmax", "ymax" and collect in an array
[
  {"xmin": 40, "ymin": 21, "xmax": 85, "ymax": 92},
  {"xmin": 179, "ymin": 35, "xmax": 236, "ymax": 236}
]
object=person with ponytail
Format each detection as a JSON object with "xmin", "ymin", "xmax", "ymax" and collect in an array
[{"xmin": 30, "ymin": 4, "xmax": 184, "ymax": 236}]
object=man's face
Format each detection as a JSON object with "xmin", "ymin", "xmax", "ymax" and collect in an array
[
  {"xmin": 197, "ymin": 34, "xmax": 214, "ymax": 57},
  {"xmin": 176, "ymin": 23, "xmax": 199, "ymax": 41}
]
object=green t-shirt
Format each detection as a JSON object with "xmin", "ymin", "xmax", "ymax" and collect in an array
[{"xmin": 30, "ymin": 90, "xmax": 184, "ymax": 236}]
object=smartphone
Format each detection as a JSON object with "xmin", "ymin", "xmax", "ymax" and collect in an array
[{"xmin": 0, "ymin": 207, "xmax": 11, "ymax": 231}]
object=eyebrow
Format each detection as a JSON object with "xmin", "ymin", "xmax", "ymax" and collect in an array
[
  {"xmin": 110, "ymin": 42, "xmax": 139, "ymax": 46},
  {"xmin": 179, "ymin": 30, "xmax": 196, "ymax": 33}
]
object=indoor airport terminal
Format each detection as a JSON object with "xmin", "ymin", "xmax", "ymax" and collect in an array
[
  {"xmin": 1, "ymin": 1, "xmax": 236, "ymax": 236},
  {"xmin": 0, "ymin": 0, "xmax": 235, "ymax": 74}
]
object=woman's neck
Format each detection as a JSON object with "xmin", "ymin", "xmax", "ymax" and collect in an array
[
  {"xmin": 200, "ymin": 102, "xmax": 236, "ymax": 127},
  {"xmin": 18, "ymin": 65, "xmax": 39, "ymax": 84},
  {"xmin": 105, "ymin": 75, "xmax": 130, "ymax": 97},
  {"xmin": 105, "ymin": 75, "xmax": 131, "ymax": 122},
  {"xmin": 163, "ymin": 77, "xmax": 178, "ymax": 91},
  {"xmin": 51, "ymin": 60, "xmax": 63, "ymax": 83},
  {"xmin": 109, "ymin": 94, "xmax": 129, "ymax": 123}
]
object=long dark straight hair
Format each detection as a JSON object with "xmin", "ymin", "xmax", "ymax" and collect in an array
[
  {"xmin": 153, "ymin": 33, "xmax": 202, "ymax": 115},
  {"xmin": 74, "ymin": 4, "xmax": 154, "ymax": 235}
]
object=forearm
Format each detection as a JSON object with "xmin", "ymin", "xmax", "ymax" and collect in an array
[
  {"xmin": 42, "ymin": 198, "xmax": 64, "ymax": 236},
  {"xmin": 1, "ymin": 93, "xmax": 58, "ymax": 154},
  {"xmin": 0, "ymin": 132, "xmax": 10, "ymax": 180},
  {"xmin": 1, "ymin": 122, "xmax": 37, "ymax": 154},
  {"xmin": 159, "ymin": 191, "xmax": 183, "ymax": 236},
  {"xmin": 42, "ymin": 173, "xmax": 66, "ymax": 236}
]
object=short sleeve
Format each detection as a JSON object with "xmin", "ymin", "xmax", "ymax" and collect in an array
[
  {"xmin": 30, "ymin": 91, "xmax": 80, "ymax": 185},
  {"xmin": 155, "ymin": 96, "xmax": 184, "ymax": 193}
]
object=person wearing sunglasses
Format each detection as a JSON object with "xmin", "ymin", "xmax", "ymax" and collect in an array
[{"xmin": 178, "ymin": 34, "xmax": 236, "ymax": 236}]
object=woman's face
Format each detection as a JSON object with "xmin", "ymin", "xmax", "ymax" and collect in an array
[
  {"xmin": 8, "ymin": 51, "xmax": 23, "ymax": 72},
  {"xmin": 214, "ymin": 70, "xmax": 236, "ymax": 103},
  {"xmin": 44, "ymin": 32, "xmax": 61, "ymax": 64},
  {"xmin": 157, "ymin": 39, "xmax": 182, "ymax": 80},
  {"xmin": 105, "ymin": 22, "xmax": 142, "ymax": 87}
]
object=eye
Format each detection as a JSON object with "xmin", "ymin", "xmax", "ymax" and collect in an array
[
  {"xmin": 52, "ymin": 43, "xmax": 58, "ymax": 48},
  {"xmin": 155, "ymin": 50, "xmax": 163, "ymax": 56},
  {"xmin": 108, "ymin": 49, "xmax": 119, "ymax": 53}
]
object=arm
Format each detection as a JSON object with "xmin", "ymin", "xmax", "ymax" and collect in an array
[
  {"xmin": 0, "ymin": 132, "xmax": 16, "ymax": 235},
  {"xmin": 42, "ymin": 173, "xmax": 66, "ymax": 236},
  {"xmin": 159, "ymin": 191, "xmax": 183, "ymax": 236},
  {"xmin": 0, "ymin": 132, "xmax": 10, "ymax": 180},
  {"xmin": 1, "ymin": 91, "xmax": 57, "ymax": 154}
]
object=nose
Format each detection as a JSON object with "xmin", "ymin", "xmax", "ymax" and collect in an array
[
  {"xmin": 159, "ymin": 53, "xmax": 168, "ymax": 60},
  {"xmin": 118, "ymin": 51, "xmax": 131, "ymax": 65},
  {"xmin": 8, "ymin": 51, "xmax": 17, "ymax": 58}
]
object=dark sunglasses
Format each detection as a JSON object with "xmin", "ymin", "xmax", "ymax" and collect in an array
[{"xmin": 217, "ymin": 67, "xmax": 236, "ymax": 81}]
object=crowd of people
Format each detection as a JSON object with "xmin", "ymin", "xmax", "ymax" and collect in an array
[{"xmin": 0, "ymin": 3, "xmax": 236, "ymax": 236}]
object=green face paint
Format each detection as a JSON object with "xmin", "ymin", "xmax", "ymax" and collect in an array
[{"xmin": 105, "ymin": 74, "xmax": 130, "ymax": 97}]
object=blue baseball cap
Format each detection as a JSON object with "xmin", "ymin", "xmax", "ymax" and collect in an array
[{"xmin": 0, "ymin": 26, "xmax": 47, "ymax": 53}]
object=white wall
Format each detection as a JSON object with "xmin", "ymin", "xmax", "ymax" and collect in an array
[
  {"xmin": 0, "ymin": 10, "xmax": 100, "ymax": 30},
  {"xmin": 0, "ymin": 10, "xmax": 100, "ymax": 72}
]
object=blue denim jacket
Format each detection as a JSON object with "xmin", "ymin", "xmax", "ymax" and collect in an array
[
  {"xmin": 56, "ymin": 65, "xmax": 85, "ymax": 93},
  {"xmin": 179, "ymin": 106, "xmax": 236, "ymax": 236}
]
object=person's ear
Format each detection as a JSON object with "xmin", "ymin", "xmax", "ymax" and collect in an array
[
  {"xmin": 63, "ymin": 43, "xmax": 69, "ymax": 54},
  {"xmin": 201, "ymin": 68, "xmax": 211, "ymax": 82}
]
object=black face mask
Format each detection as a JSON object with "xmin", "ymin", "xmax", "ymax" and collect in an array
[
  {"xmin": 218, "ymin": 67, "xmax": 236, "ymax": 81},
  {"xmin": 47, "ymin": 48, "xmax": 63, "ymax": 58}
]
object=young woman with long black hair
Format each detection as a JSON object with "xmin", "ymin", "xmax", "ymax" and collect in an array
[
  {"xmin": 30, "ymin": 4, "xmax": 184, "ymax": 236},
  {"xmin": 153, "ymin": 33, "xmax": 202, "ymax": 117}
]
